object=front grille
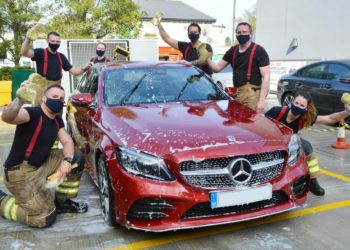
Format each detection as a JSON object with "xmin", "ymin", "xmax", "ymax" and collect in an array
[
  {"xmin": 180, "ymin": 151, "xmax": 286, "ymax": 188},
  {"xmin": 181, "ymin": 191, "xmax": 289, "ymax": 220}
]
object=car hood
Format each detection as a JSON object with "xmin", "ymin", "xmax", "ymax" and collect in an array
[{"xmin": 100, "ymin": 100, "xmax": 292, "ymax": 158}]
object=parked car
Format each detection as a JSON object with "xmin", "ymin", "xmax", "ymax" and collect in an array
[
  {"xmin": 277, "ymin": 60, "xmax": 350, "ymax": 126},
  {"xmin": 66, "ymin": 61, "xmax": 309, "ymax": 232},
  {"xmin": 211, "ymin": 65, "xmax": 233, "ymax": 89}
]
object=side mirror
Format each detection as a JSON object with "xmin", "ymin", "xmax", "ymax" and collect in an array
[
  {"xmin": 70, "ymin": 93, "xmax": 93, "ymax": 107},
  {"xmin": 339, "ymin": 74, "xmax": 350, "ymax": 83},
  {"xmin": 225, "ymin": 87, "xmax": 237, "ymax": 97}
]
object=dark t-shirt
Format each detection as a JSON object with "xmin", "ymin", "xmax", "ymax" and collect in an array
[
  {"xmin": 178, "ymin": 41, "xmax": 213, "ymax": 75},
  {"xmin": 265, "ymin": 106, "xmax": 317, "ymax": 133},
  {"xmin": 90, "ymin": 57, "xmax": 110, "ymax": 63},
  {"xmin": 4, "ymin": 107, "xmax": 64, "ymax": 168},
  {"xmin": 222, "ymin": 43, "xmax": 270, "ymax": 87},
  {"xmin": 32, "ymin": 48, "xmax": 73, "ymax": 81}
]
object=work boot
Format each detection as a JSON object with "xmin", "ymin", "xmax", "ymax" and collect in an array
[
  {"xmin": 0, "ymin": 190, "xmax": 8, "ymax": 205},
  {"xmin": 55, "ymin": 198, "xmax": 88, "ymax": 214},
  {"xmin": 309, "ymin": 178, "xmax": 325, "ymax": 196}
]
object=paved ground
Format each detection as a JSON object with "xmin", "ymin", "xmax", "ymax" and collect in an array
[{"xmin": 1, "ymin": 95, "xmax": 350, "ymax": 249}]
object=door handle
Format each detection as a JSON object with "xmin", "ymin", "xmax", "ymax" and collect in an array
[{"xmin": 322, "ymin": 83, "xmax": 332, "ymax": 89}]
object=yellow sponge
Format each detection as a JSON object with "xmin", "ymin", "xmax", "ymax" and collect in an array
[
  {"xmin": 16, "ymin": 73, "xmax": 48, "ymax": 104},
  {"xmin": 196, "ymin": 43, "xmax": 210, "ymax": 65},
  {"xmin": 341, "ymin": 93, "xmax": 350, "ymax": 105}
]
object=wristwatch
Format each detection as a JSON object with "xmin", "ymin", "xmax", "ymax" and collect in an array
[{"xmin": 63, "ymin": 157, "xmax": 73, "ymax": 164}]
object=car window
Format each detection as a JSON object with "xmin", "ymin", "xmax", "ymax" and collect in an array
[
  {"xmin": 77, "ymin": 68, "xmax": 99, "ymax": 96},
  {"xmin": 103, "ymin": 67, "xmax": 228, "ymax": 106},
  {"xmin": 326, "ymin": 63, "xmax": 350, "ymax": 80},
  {"xmin": 299, "ymin": 63, "xmax": 326, "ymax": 79}
]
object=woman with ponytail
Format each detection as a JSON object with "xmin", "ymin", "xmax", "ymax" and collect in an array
[{"xmin": 265, "ymin": 91, "xmax": 350, "ymax": 196}]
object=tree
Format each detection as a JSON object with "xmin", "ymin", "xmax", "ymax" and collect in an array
[
  {"xmin": 236, "ymin": 4, "xmax": 256, "ymax": 32},
  {"xmin": 0, "ymin": 0, "xmax": 44, "ymax": 66},
  {"xmin": 47, "ymin": 0, "xmax": 144, "ymax": 39}
]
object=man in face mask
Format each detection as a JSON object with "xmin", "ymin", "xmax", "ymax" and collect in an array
[
  {"xmin": 21, "ymin": 31, "xmax": 92, "ymax": 87},
  {"xmin": 156, "ymin": 21, "xmax": 213, "ymax": 76},
  {"xmin": 90, "ymin": 42, "xmax": 110, "ymax": 64},
  {"xmin": 206, "ymin": 22, "xmax": 270, "ymax": 113},
  {"xmin": 0, "ymin": 85, "xmax": 88, "ymax": 228}
]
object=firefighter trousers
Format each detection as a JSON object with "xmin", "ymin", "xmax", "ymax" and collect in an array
[
  {"xmin": 0, "ymin": 149, "xmax": 84, "ymax": 228},
  {"xmin": 235, "ymin": 83, "xmax": 261, "ymax": 110}
]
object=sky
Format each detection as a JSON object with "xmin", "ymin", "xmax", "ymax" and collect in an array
[{"xmin": 181, "ymin": 0, "xmax": 257, "ymax": 37}]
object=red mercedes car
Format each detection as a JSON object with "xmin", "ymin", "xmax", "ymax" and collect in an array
[{"xmin": 66, "ymin": 62, "xmax": 309, "ymax": 232}]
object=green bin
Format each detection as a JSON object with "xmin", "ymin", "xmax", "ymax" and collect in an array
[{"xmin": 11, "ymin": 69, "xmax": 35, "ymax": 100}]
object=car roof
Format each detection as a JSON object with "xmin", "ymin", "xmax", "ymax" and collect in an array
[
  {"xmin": 307, "ymin": 60, "xmax": 350, "ymax": 66},
  {"xmin": 94, "ymin": 61, "xmax": 191, "ymax": 71}
]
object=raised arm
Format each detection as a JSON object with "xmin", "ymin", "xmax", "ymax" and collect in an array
[
  {"xmin": 21, "ymin": 37, "xmax": 35, "ymax": 58},
  {"xmin": 1, "ymin": 98, "xmax": 30, "ymax": 125},
  {"xmin": 158, "ymin": 24, "xmax": 179, "ymax": 49}
]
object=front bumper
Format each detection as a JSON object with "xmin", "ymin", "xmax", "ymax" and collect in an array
[{"xmin": 107, "ymin": 155, "xmax": 309, "ymax": 232}]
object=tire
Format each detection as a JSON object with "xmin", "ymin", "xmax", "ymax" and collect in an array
[
  {"xmin": 282, "ymin": 93, "xmax": 294, "ymax": 106},
  {"xmin": 97, "ymin": 156, "xmax": 118, "ymax": 226}
]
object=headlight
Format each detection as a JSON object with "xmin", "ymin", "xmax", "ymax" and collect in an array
[
  {"xmin": 287, "ymin": 134, "xmax": 303, "ymax": 166},
  {"xmin": 116, "ymin": 147, "xmax": 175, "ymax": 182}
]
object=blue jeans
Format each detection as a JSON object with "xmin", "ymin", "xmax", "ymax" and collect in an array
[{"xmin": 301, "ymin": 138, "xmax": 313, "ymax": 157}]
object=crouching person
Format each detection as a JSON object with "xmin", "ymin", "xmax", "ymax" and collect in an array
[
  {"xmin": 265, "ymin": 91, "xmax": 350, "ymax": 196},
  {"xmin": 0, "ymin": 84, "xmax": 87, "ymax": 228}
]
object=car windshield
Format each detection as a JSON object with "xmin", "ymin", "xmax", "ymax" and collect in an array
[{"xmin": 103, "ymin": 66, "xmax": 229, "ymax": 106}]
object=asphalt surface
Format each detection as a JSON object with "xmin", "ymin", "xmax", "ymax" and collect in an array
[{"xmin": 1, "ymin": 95, "xmax": 350, "ymax": 249}]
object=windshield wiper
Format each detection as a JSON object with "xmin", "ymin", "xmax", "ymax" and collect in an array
[
  {"xmin": 176, "ymin": 72, "xmax": 204, "ymax": 100},
  {"xmin": 120, "ymin": 73, "xmax": 147, "ymax": 105}
]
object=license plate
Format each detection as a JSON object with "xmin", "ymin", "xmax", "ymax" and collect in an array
[{"xmin": 210, "ymin": 184, "xmax": 272, "ymax": 209}]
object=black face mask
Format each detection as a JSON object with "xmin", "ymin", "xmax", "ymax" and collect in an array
[
  {"xmin": 188, "ymin": 33, "xmax": 199, "ymax": 42},
  {"xmin": 49, "ymin": 43, "xmax": 60, "ymax": 52},
  {"xmin": 45, "ymin": 97, "xmax": 64, "ymax": 113},
  {"xmin": 236, "ymin": 34, "xmax": 250, "ymax": 44},
  {"xmin": 290, "ymin": 103, "xmax": 307, "ymax": 116},
  {"xmin": 96, "ymin": 50, "xmax": 105, "ymax": 57}
]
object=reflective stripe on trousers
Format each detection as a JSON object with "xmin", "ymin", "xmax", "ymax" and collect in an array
[
  {"xmin": 3, "ymin": 197, "xmax": 18, "ymax": 221},
  {"xmin": 308, "ymin": 157, "xmax": 320, "ymax": 178}
]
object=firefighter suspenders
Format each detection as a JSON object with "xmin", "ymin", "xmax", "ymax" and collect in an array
[
  {"xmin": 93, "ymin": 57, "xmax": 108, "ymax": 63},
  {"xmin": 43, "ymin": 48, "xmax": 63, "ymax": 78},
  {"xmin": 275, "ymin": 106, "xmax": 303, "ymax": 130},
  {"xmin": 232, "ymin": 43, "xmax": 258, "ymax": 82},
  {"xmin": 25, "ymin": 115, "xmax": 59, "ymax": 160}
]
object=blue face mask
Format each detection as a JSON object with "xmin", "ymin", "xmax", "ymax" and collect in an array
[
  {"xmin": 236, "ymin": 34, "xmax": 250, "ymax": 44},
  {"xmin": 290, "ymin": 103, "xmax": 307, "ymax": 116},
  {"xmin": 45, "ymin": 97, "xmax": 64, "ymax": 113},
  {"xmin": 96, "ymin": 50, "xmax": 105, "ymax": 57}
]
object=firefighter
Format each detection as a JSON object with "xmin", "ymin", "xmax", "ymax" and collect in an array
[
  {"xmin": 21, "ymin": 27, "xmax": 91, "ymax": 86},
  {"xmin": 0, "ymin": 85, "xmax": 88, "ymax": 228},
  {"xmin": 90, "ymin": 42, "xmax": 110, "ymax": 63},
  {"xmin": 265, "ymin": 91, "xmax": 350, "ymax": 196}
]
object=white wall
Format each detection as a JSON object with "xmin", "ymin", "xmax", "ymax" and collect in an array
[{"xmin": 256, "ymin": 0, "xmax": 350, "ymax": 61}]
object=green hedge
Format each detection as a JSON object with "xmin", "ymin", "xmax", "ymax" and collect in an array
[{"xmin": 0, "ymin": 66, "xmax": 34, "ymax": 81}]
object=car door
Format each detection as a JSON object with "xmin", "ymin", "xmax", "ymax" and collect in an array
[
  {"xmin": 294, "ymin": 62, "xmax": 328, "ymax": 111},
  {"xmin": 324, "ymin": 62, "xmax": 350, "ymax": 114},
  {"xmin": 70, "ymin": 68, "xmax": 99, "ymax": 157}
]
